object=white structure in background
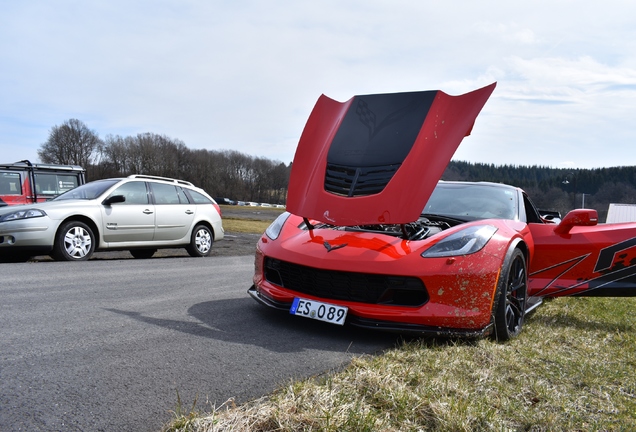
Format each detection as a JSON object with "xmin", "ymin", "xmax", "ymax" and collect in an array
[{"xmin": 606, "ymin": 203, "xmax": 636, "ymax": 223}]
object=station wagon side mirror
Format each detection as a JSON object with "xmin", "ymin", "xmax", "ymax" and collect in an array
[
  {"xmin": 102, "ymin": 195, "xmax": 126, "ymax": 206},
  {"xmin": 554, "ymin": 209, "xmax": 598, "ymax": 235}
]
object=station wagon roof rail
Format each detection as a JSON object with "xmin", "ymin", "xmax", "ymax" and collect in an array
[{"xmin": 127, "ymin": 174, "xmax": 194, "ymax": 186}]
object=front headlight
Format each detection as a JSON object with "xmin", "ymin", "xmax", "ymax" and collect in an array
[
  {"xmin": 421, "ymin": 225, "xmax": 497, "ymax": 258},
  {"xmin": 265, "ymin": 211, "xmax": 291, "ymax": 240},
  {"xmin": 0, "ymin": 208, "xmax": 47, "ymax": 222}
]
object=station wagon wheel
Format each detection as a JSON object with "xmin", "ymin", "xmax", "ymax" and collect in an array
[
  {"xmin": 52, "ymin": 221, "xmax": 95, "ymax": 261},
  {"xmin": 186, "ymin": 224, "xmax": 213, "ymax": 257},
  {"xmin": 130, "ymin": 249, "xmax": 157, "ymax": 259},
  {"xmin": 492, "ymin": 248, "xmax": 527, "ymax": 342}
]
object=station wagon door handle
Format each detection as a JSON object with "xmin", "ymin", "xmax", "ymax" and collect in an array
[
  {"xmin": 143, "ymin": 209, "xmax": 154, "ymax": 214},
  {"xmin": 185, "ymin": 210, "xmax": 194, "ymax": 215}
]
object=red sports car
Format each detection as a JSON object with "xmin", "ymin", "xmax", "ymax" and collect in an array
[{"xmin": 248, "ymin": 83, "xmax": 636, "ymax": 341}]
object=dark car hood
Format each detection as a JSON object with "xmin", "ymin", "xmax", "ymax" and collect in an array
[{"xmin": 286, "ymin": 82, "xmax": 496, "ymax": 226}]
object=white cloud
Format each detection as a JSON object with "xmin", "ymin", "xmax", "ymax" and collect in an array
[{"xmin": 2, "ymin": 1, "xmax": 636, "ymax": 168}]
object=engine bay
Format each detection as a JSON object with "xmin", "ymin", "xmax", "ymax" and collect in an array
[{"xmin": 305, "ymin": 215, "xmax": 460, "ymax": 241}]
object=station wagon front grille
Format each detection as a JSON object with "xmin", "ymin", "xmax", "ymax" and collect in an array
[
  {"xmin": 264, "ymin": 257, "xmax": 428, "ymax": 307},
  {"xmin": 324, "ymin": 163, "xmax": 400, "ymax": 197}
]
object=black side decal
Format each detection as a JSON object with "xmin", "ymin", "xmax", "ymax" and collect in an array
[
  {"xmin": 530, "ymin": 254, "xmax": 589, "ymax": 297},
  {"xmin": 594, "ymin": 237, "xmax": 636, "ymax": 272},
  {"xmin": 532, "ymin": 237, "xmax": 636, "ymax": 297}
]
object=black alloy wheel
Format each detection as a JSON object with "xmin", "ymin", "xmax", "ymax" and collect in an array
[{"xmin": 492, "ymin": 248, "xmax": 527, "ymax": 342}]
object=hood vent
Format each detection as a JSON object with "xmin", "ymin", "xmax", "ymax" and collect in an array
[{"xmin": 325, "ymin": 163, "xmax": 400, "ymax": 197}]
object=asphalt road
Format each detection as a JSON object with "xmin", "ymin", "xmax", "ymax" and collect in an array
[{"xmin": 1, "ymin": 255, "xmax": 400, "ymax": 431}]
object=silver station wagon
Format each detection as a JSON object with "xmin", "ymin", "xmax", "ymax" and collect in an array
[{"xmin": 0, "ymin": 175, "xmax": 224, "ymax": 262}]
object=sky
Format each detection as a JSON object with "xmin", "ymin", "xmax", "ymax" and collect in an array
[{"xmin": 1, "ymin": 1, "xmax": 636, "ymax": 169}]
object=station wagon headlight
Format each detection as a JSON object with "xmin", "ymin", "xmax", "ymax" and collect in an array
[
  {"xmin": 0, "ymin": 209, "xmax": 47, "ymax": 222},
  {"xmin": 421, "ymin": 225, "xmax": 497, "ymax": 258},
  {"xmin": 265, "ymin": 212, "xmax": 291, "ymax": 240}
]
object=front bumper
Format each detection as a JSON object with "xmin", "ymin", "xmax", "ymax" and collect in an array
[
  {"xmin": 248, "ymin": 285, "xmax": 492, "ymax": 338},
  {"xmin": 0, "ymin": 221, "xmax": 55, "ymax": 253}
]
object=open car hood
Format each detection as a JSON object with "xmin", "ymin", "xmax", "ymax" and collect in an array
[{"xmin": 286, "ymin": 82, "xmax": 496, "ymax": 226}]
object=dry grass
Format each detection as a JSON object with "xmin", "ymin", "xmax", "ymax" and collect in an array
[
  {"xmin": 222, "ymin": 218, "xmax": 273, "ymax": 234},
  {"xmin": 163, "ymin": 296, "xmax": 636, "ymax": 431},
  {"xmin": 219, "ymin": 204, "xmax": 285, "ymax": 234}
]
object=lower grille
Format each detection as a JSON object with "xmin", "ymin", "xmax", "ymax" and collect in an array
[{"xmin": 264, "ymin": 257, "xmax": 428, "ymax": 307}]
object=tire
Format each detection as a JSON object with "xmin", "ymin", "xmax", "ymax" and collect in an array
[
  {"xmin": 492, "ymin": 248, "xmax": 527, "ymax": 342},
  {"xmin": 130, "ymin": 249, "xmax": 157, "ymax": 259},
  {"xmin": 186, "ymin": 224, "xmax": 213, "ymax": 257},
  {"xmin": 52, "ymin": 221, "xmax": 95, "ymax": 261}
]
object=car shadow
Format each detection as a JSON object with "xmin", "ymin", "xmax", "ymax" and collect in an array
[{"xmin": 105, "ymin": 297, "xmax": 403, "ymax": 355}]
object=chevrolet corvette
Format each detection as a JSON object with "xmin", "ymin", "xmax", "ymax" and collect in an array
[{"xmin": 248, "ymin": 83, "xmax": 636, "ymax": 341}]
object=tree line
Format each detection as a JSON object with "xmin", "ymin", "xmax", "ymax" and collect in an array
[
  {"xmin": 38, "ymin": 119, "xmax": 291, "ymax": 204},
  {"xmin": 38, "ymin": 119, "xmax": 636, "ymax": 219},
  {"xmin": 443, "ymin": 161, "xmax": 636, "ymax": 221}
]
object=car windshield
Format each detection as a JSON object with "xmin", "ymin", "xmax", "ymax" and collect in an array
[
  {"xmin": 53, "ymin": 179, "xmax": 121, "ymax": 201},
  {"xmin": 423, "ymin": 183, "xmax": 518, "ymax": 221}
]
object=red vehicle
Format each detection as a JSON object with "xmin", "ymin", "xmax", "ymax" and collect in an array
[
  {"xmin": 248, "ymin": 83, "xmax": 636, "ymax": 341},
  {"xmin": 0, "ymin": 160, "xmax": 85, "ymax": 207}
]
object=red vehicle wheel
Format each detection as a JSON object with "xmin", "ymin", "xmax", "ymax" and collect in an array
[{"xmin": 492, "ymin": 248, "xmax": 527, "ymax": 342}]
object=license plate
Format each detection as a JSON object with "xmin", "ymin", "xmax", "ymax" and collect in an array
[{"xmin": 290, "ymin": 297, "xmax": 348, "ymax": 325}]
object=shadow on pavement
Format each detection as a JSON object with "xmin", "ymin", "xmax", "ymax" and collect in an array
[{"xmin": 106, "ymin": 296, "xmax": 402, "ymax": 355}]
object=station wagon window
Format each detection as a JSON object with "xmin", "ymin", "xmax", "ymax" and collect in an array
[
  {"xmin": 186, "ymin": 189, "xmax": 213, "ymax": 204},
  {"xmin": 150, "ymin": 183, "xmax": 184, "ymax": 204},
  {"xmin": 109, "ymin": 181, "xmax": 149, "ymax": 204},
  {"xmin": 176, "ymin": 187, "xmax": 189, "ymax": 203},
  {"xmin": 0, "ymin": 172, "xmax": 21, "ymax": 195}
]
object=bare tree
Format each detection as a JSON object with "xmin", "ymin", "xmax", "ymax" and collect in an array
[
  {"xmin": 38, "ymin": 119, "xmax": 101, "ymax": 167},
  {"xmin": 97, "ymin": 130, "xmax": 291, "ymax": 203}
]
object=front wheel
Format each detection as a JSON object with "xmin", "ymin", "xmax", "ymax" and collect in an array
[
  {"xmin": 186, "ymin": 225, "xmax": 213, "ymax": 257},
  {"xmin": 52, "ymin": 221, "xmax": 95, "ymax": 261},
  {"xmin": 492, "ymin": 248, "xmax": 527, "ymax": 342}
]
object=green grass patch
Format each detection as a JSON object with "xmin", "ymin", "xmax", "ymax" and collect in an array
[{"xmin": 164, "ymin": 297, "xmax": 636, "ymax": 432}]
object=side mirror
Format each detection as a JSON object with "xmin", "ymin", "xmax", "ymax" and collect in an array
[
  {"xmin": 103, "ymin": 195, "xmax": 126, "ymax": 206},
  {"xmin": 554, "ymin": 209, "xmax": 598, "ymax": 235}
]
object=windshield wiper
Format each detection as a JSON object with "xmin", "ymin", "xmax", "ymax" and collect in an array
[{"xmin": 420, "ymin": 213, "xmax": 470, "ymax": 223}]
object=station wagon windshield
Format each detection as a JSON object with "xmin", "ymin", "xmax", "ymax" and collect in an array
[{"xmin": 54, "ymin": 179, "xmax": 120, "ymax": 200}]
